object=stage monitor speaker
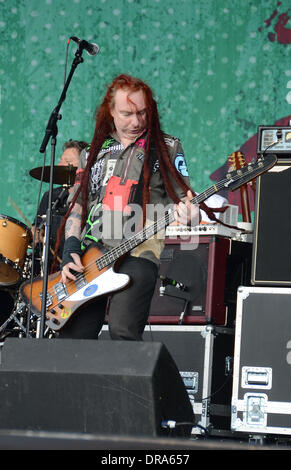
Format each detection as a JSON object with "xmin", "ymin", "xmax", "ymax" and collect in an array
[
  {"xmin": 149, "ymin": 236, "xmax": 251, "ymax": 326},
  {"xmin": 0, "ymin": 338, "xmax": 194, "ymax": 438},
  {"xmin": 251, "ymin": 159, "xmax": 291, "ymax": 285}
]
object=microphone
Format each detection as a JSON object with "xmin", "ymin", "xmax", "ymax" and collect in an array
[
  {"xmin": 70, "ymin": 36, "xmax": 99, "ymax": 56},
  {"xmin": 51, "ymin": 187, "xmax": 68, "ymax": 212},
  {"xmin": 159, "ymin": 275, "xmax": 187, "ymax": 292}
]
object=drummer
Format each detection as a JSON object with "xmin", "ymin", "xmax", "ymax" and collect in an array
[{"xmin": 33, "ymin": 139, "xmax": 88, "ymax": 273}]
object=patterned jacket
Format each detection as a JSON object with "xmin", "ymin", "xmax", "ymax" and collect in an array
[{"xmin": 71, "ymin": 131, "xmax": 192, "ymax": 265}]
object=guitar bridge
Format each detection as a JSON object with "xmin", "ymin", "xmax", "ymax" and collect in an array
[{"xmin": 54, "ymin": 282, "xmax": 68, "ymax": 302}]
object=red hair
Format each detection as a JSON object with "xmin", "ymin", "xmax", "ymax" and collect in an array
[{"xmin": 52, "ymin": 74, "xmax": 203, "ymax": 271}]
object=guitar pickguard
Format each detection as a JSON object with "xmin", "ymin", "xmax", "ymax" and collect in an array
[{"xmin": 68, "ymin": 267, "xmax": 129, "ymax": 301}]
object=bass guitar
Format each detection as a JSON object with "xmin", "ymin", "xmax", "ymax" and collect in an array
[{"xmin": 20, "ymin": 153, "xmax": 277, "ymax": 331}]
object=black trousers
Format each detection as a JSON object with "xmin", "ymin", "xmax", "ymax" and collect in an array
[{"xmin": 58, "ymin": 255, "xmax": 158, "ymax": 341}]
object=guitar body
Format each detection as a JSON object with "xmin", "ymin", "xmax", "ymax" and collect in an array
[{"xmin": 20, "ymin": 244, "xmax": 130, "ymax": 331}]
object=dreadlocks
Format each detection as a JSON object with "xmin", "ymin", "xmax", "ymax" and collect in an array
[{"xmin": 52, "ymin": 74, "xmax": 215, "ymax": 272}]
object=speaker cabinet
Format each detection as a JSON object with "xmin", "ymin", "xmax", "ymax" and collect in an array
[
  {"xmin": 142, "ymin": 325, "xmax": 234, "ymax": 434},
  {"xmin": 0, "ymin": 338, "xmax": 194, "ymax": 437},
  {"xmin": 149, "ymin": 236, "xmax": 251, "ymax": 326},
  {"xmin": 251, "ymin": 159, "xmax": 291, "ymax": 285}
]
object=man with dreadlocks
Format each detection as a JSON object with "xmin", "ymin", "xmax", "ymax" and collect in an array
[{"xmin": 54, "ymin": 74, "xmax": 200, "ymax": 340}]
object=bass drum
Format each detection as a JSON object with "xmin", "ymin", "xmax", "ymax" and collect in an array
[{"xmin": 0, "ymin": 214, "xmax": 32, "ymax": 286}]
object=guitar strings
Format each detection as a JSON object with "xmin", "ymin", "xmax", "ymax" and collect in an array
[{"xmin": 44, "ymin": 209, "xmax": 174, "ymax": 303}]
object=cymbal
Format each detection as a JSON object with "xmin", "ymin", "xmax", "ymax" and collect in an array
[{"xmin": 29, "ymin": 165, "xmax": 77, "ymax": 185}]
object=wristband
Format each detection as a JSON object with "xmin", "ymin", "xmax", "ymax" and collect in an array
[{"xmin": 61, "ymin": 236, "xmax": 82, "ymax": 269}]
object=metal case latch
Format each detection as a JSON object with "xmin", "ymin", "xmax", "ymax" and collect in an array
[{"xmin": 244, "ymin": 393, "xmax": 268, "ymax": 427}]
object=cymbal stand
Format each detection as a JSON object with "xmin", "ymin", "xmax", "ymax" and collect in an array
[
  {"xmin": 35, "ymin": 315, "xmax": 55, "ymax": 339},
  {"xmin": 0, "ymin": 294, "xmax": 55, "ymax": 339},
  {"xmin": 37, "ymin": 44, "xmax": 86, "ymax": 338},
  {"xmin": 0, "ymin": 299, "xmax": 32, "ymax": 339}
]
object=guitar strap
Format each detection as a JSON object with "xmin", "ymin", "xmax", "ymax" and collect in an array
[
  {"xmin": 129, "ymin": 144, "xmax": 157, "ymax": 208},
  {"xmin": 81, "ymin": 144, "xmax": 157, "ymax": 248}
]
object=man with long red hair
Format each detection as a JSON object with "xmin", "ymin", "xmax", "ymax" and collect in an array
[{"xmin": 54, "ymin": 74, "xmax": 199, "ymax": 340}]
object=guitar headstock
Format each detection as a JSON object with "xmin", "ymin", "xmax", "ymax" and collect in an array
[
  {"xmin": 228, "ymin": 151, "xmax": 247, "ymax": 170},
  {"xmin": 224, "ymin": 154, "xmax": 277, "ymax": 192}
]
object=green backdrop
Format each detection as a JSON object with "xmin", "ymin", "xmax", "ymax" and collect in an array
[{"xmin": 1, "ymin": 0, "xmax": 291, "ymax": 224}]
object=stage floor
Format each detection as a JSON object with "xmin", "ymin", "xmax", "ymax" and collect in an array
[{"xmin": 0, "ymin": 429, "xmax": 287, "ymax": 451}]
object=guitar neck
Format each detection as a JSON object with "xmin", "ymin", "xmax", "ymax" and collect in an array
[
  {"xmin": 97, "ymin": 185, "xmax": 218, "ymax": 270},
  {"xmin": 91, "ymin": 154, "xmax": 276, "ymax": 271}
]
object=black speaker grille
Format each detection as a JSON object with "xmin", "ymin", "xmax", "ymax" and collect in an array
[{"xmin": 252, "ymin": 160, "xmax": 291, "ymax": 285}]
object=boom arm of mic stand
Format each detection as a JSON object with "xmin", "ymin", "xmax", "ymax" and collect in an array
[
  {"xmin": 39, "ymin": 49, "xmax": 84, "ymax": 154},
  {"xmin": 37, "ymin": 47, "xmax": 85, "ymax": 339}
]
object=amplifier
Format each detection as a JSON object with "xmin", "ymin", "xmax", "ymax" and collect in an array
[
  {"xmin": 257, "ymin": 125, "xmax": 291, "ymax": 154},
  {"xmin": 251, "ymin": 159, "xmax": 291, "ymax": 285},
  {"xmin": 148, "ymin": 236, "xmax": 252, "ymax": 326}
]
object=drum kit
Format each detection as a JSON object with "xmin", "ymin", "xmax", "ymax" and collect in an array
[{"xmin": 0, "ymin": 164, "xmax": 76, "ymax": 339}]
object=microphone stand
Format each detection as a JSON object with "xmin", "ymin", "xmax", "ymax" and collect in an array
[{"xmin": 36, "ymin": 45, "xmax": 85, "ymax": 339}]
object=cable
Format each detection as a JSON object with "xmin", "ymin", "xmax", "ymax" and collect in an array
[
  {"xmin": 64, "ymin": 38, "xmax": 71, "ymax": 85},
  {"xmin": 201, "ymin": 373, "xmax": 232, "ymax": 402},
  {"xmin": 161, "ymin": 419, "xmax": 209, "ymax": 436}
]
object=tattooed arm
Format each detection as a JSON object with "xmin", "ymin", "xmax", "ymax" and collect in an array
[
  {"xmin": 61, "ymin": 202, "xmax": 84, "ymax": 283},
  {"xmin": 65, "ymin": 202, "xmax": 82, "ymax": 240}
]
